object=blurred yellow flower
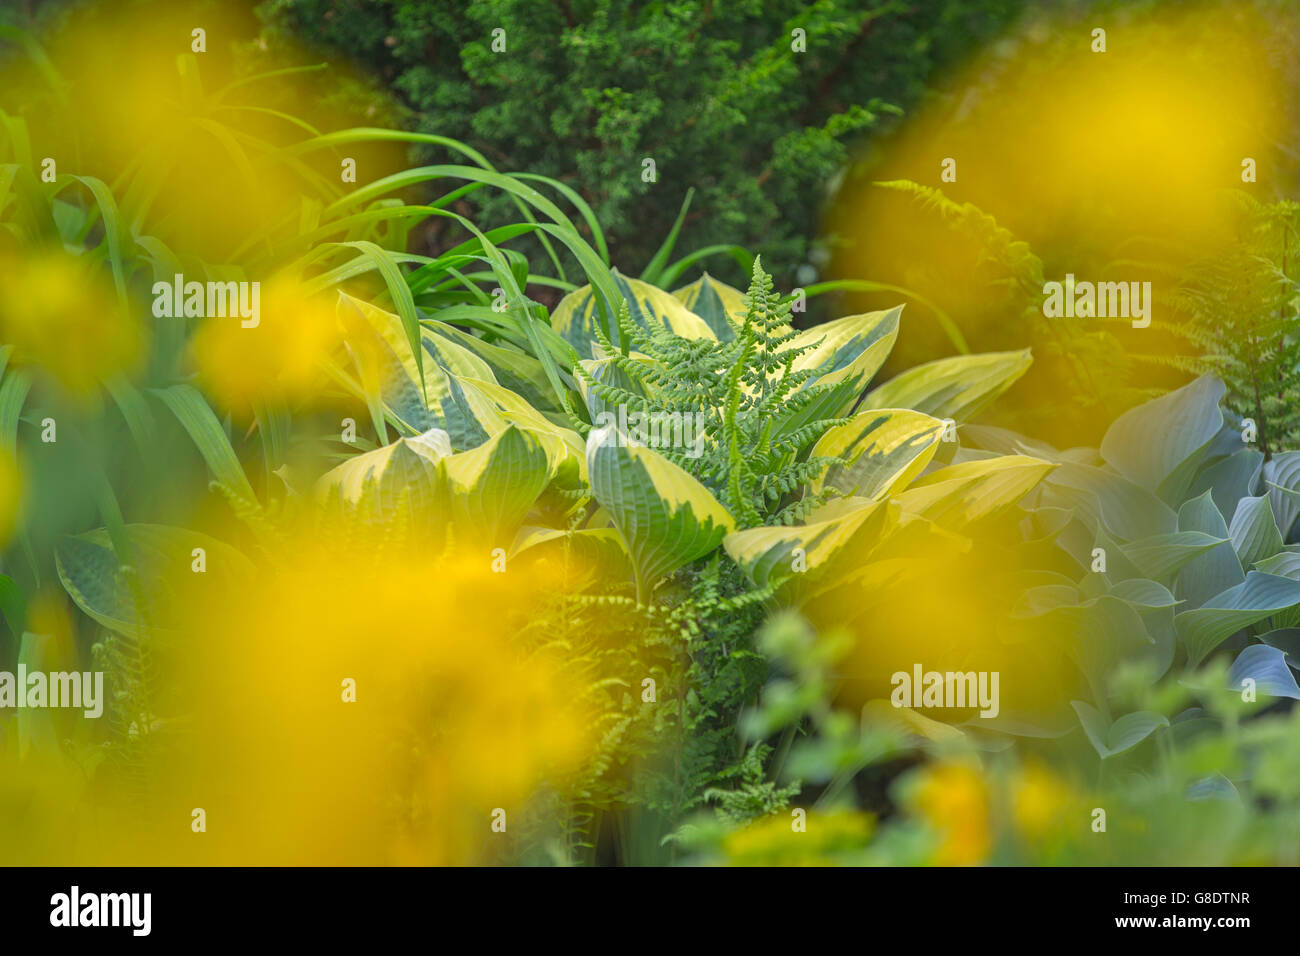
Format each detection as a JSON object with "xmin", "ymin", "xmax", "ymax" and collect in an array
[
  {"xmin": 150, "ymin": 526, "xmax": 590, "ymax": 865},
  {"xmin": 721, "ymin": 809, "xmax": 874, "ymax": 867},
  {"xmin": 1012, "ymin": 760, "xmax": 1074, "ymax": 843},
  {"xmin": 193, "ymin": 274, "xmax": 343, "ymax": 413},
  {"xmin": 0, "ymin": 250, "xmax": 142, "ymax": 397},
  {"xmin": 907, "ymin": 761, "xmax": 991, "ymax": 866}
]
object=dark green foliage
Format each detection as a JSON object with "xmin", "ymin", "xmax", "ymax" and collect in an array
[
  {"xmin": 636, "ymin": 557, "xmax": 770, "ymax": 841},
  {"xmin": 253, "ymin": 0, "xmax": 1031, "ymax": 289},
  {"xmin": 1170, "ymin": 195, "xmax": 1300, "ymax": 457}
]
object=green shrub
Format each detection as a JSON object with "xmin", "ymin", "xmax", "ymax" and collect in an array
[{"xmin": 252, "ymin": 0, "xmax": 1032, "ymax": 289}]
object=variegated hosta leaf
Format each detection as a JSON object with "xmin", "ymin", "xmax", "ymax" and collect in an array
[
  {"xmin": 810, "ymin": 408, "xmax": 945, "ymax": 499},
  {"xmin": 575, "ymin": 348, "xmax": 656, "ymax": 422},
  {"xmin": 671, "ymin": 272, "xmax": 745, "ymax": 341},
  {"xmin": 55, "ymin": 524, "xmax": 253, "ymax": 638},
  {"xmin": 723, "ymin": 497, "xmax": 893, "ymax": 595},
  {"xmin": 426, "ymin": 319, "xmax": 559, "ymax": 412},
  {"xmin": 442, "ymin": 425, "xmax": 554, "ymax": 545},
  {"xmin": 340, "ymin": 293, "xmax": 588, "ymax": 463},
  {"xmin": 339, "ymin": 292, "xmax": 501, "ymax": 445},
  {"xmin": 553, "ymin": 268, "xmax": 716, "ymax": 360},
  {"xmin": 462, "ymin": 376, "xmax": 587, "ymax": 482},
  {"xmin": 788, "ymin": 306, "xmax": 901, "ymax": 393},
  {"xmin": 315, "ymin": 428, "xmax": 451, "ymax": 517},
  {"xmin": 764, "ymin": 306, "xmax": 903, "ymax": 442},
  {"xmin": 586, "ymin": 426, "xmax": 734, "ymax": 597},
  {"xmin": 894, "ymin": 454, "xmax": 1056, "ymax": 531},
  {"xmin": 862, "ymin": 349, "xmax": 1032, "ymax": 423},
  {"xmin": 510, "ymin": 526, "xmax": 633, "ymax": 581}
]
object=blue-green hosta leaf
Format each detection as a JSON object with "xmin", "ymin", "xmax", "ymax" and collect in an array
[
  {"xmin": 671, "ymin": 272, "xmax": 744, "ymax": 341},
  {"xmin": 553, "ymin": 268, "xmax": 715, "ymax": 359},
  {"xmin": 1227, "ymin": 644, "xmax": 1300, "ymax": 699},
  {"xmin": 861, "ymin": 349, "xmax": 1032, "ymax": 423},
  {"xmin": 586, "ymin": 426, "xmax": 734, "ymax": 596},
  {"xmin": 1175, "ymin": 491, "xmax": 1245, "ymax": 609},
  {"xmin": 1099, "ymin": 375, "xmax": 1225, "ymax": 503},
  {"xmin": 442, "ymin": 425, "xmax": 553, "ymax": 545},
  {"xmin": 1189, "ymin": 448, "xmax": 1262, "ymax": 525},
  {"xmin": 315, "ymin": 429, "xmax": 450, "ymax": 516},
  {"xmin": 1255, "ymin": 550, "xmax": 1300, "ymax": 579},
  {"xmin": 1039, "ymin": 462, "xmax": 1177, "ymax": 542},
  {"xmin": 1118, "ymin": 532, "xmax": 1224, "ymax": 582},
  {"xmin": 894, "ymin": 454, "xmax": 1055, "ymax": 530},
  {"xmin": 1257, "ymin": 627, "xmax": 1300, "ymax": 662},
  {"xmin": 956, "ymin": 424, "xmax": 1077, "ymax": 463},
  {"xmin": 1012, "ymin": 584, "xmax": 1082, "ymax": 617},
  {"xmin": 722, "ymin": 497, "xmax": 893, "ymax": 594},
  {"xmin": 1108, "ymin": 578, "xmax": 1180, "ymax": 609},
  {"xmin": 1228, "ymin": 495, "xmax": 1283, "ymax": 569},
  {"xmin": 1025, "ymin": 595, "xmax": 1153, "ymax": 691},
  {"xmin": 1261, "ymin": 451, "xmax": 1300, "ymax": 542},
  {"xmin": 55, "ymin": 525, "xmax": 253, "ymax": 638},
  {"xmin": 1071, "ymin": 700, "xmax": 1169, "ymax": 759},
  {"xmin": 809, "ymin": 408, "xmax": 945, "ymax": 499},
  {"xmin": 1176, "ymin": 572, "xmax": 1300, "ymax": 666}
]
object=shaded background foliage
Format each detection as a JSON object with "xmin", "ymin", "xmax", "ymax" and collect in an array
[{"xmin": 248, "ymin": 0, "xmax": 1031, "ymax": 295}]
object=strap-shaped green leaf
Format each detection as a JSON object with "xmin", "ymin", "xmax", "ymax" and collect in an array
[
  {"xmin": 152, "ymin": 384, "xmax": 257, "ymax": 504},
  {"xmin": 586, "ymin": 426, "xmax": 733, "ymax": 600}
]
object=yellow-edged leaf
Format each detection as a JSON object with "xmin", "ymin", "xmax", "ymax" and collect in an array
[
  {"xmin": 863, "ymin": 349, "xmax": 1032, "ymax": 422},
  {"xmin": 553, "ymin": 268, "xmax": 716, "ymax": 359},
  {"xmin": 811, "ymin": 407, "xmax": 946, "ymax": 499},
  {"xmin": 586, "ymin": 426, "xmax": 733, "ymax": 597}
]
